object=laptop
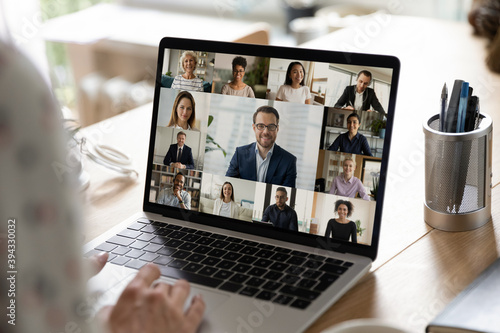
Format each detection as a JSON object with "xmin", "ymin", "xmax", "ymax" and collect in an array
[{"xmin": 84, "ymin": 37, "xmax": 400, "ymax": 332}]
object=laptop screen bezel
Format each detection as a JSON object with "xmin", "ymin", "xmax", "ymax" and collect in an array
[{"xmin": 143, "ymin": 37, "xmax": 400, "ymax": 261}]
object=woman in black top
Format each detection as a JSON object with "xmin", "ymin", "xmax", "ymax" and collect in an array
[{"xmin": 325, "ymin": 199, "xmax": 357, "ymax": 243}]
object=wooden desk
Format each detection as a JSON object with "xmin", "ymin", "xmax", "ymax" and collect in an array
[
  {"xmin": 81, "ymin": 15, "xmax": 500, "ymax": 333},
  {"xmin": 301, "ymin": 15, "xmax": 500, "ymax": 332}
]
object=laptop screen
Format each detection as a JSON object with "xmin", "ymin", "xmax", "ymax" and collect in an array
[{"xmin": 144, "ymin": 38, "xmax": 400, "ymax": 260}]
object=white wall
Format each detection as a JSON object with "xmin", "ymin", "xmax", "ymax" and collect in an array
[
  {"xmin": 292, "ymin": 187, "xmax": 315, "ymax": 227},
  {"xmin": 253, "ymin": 182, "xmax": 267, "ymax": 220},
  {"xmin": 161, "ymin": 49, "xmax": 171, "ymax": 75},
  {"xmin": 328, "ymin": 64, "xmax": 392, "ymax": 84}
]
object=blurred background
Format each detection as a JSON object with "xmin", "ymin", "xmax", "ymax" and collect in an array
[{"xmin": 1, "ymin": 0, "xmax": 473, "ymax": 125}]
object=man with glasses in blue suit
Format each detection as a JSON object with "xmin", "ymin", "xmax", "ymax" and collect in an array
[{"xmin": 226, "ymin": 106, "xmax": 297, "ymax": 187}]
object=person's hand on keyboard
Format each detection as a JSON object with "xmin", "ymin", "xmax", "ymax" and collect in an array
[
  {"xmin": 97, "ymin": 263, "xmax": 206, "ymax": 333},
  {"xmin": 85, "ymin": 252, "xmax": 109, "ymax": 279}
]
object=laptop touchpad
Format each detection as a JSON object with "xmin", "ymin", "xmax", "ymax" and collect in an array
[{"xmin": 87, "ymin": 265, "xmax": 229, "ymax": 316}]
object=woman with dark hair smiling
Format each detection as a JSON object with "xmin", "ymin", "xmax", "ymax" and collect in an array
[
  {"xmin": 167, "ymin": 91, "xmax": 197, "ymax": 130},
  {"xmin": 213, "ymin": 181, "xmax": 240, "ymax": 219},
  {"xmin": 276, "ymin": 61, "xmax": 311, "ymax": 104},
  {"xmin": 325, "ymin": 199, "xmax": 357, "ymax": 243},
  {"xmin": 221, "ymin": 56, "xmax": 255, "ymax": 98}
]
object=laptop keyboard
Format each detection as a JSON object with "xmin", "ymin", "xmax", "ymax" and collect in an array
[{"xmin": 85, "ymin": 218, "xmax": 353, "ymax": 310}]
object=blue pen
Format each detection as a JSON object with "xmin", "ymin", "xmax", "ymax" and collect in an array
[
  {"xmin": 456, "ymin": 82, "xmax": 469, "ymax": 133},
  {"xmin": 440, "ymin": 83, "xmax": 447, "ymax": 132}
]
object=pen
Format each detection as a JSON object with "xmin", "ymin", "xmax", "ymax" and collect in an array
[
  {"xmin": 474, "ymin": 97, "xmax": 481, "ymax": 129},
  {"xmin": 436, "ymin": 83, "xmax": 449, "ymax": 211},
  {"xmin": 465, "ymin": 95, "xmax": 478, "ymax": 132},
  {"xmin": 440, "ymin": 83, "xmax": 447, "ymax": 132},
  {"xmin": 445, "ymin": 79, "xmax": 464, "ymax": 133},
  {"xmin": 457, "ymin": 82, "xmax": 469, "ymax": 133}
]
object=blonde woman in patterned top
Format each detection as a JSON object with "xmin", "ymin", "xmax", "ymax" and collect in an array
[{"xmin": 171, "ymin": 51, "xmax": 204, "ymax": 92}]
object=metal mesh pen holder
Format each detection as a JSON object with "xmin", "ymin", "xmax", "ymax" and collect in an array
[{"xmin": 423, "ymin": 113, "xmax": 492, "ymax": 231}]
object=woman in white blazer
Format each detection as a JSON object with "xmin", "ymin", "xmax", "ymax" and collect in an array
[{"xmin": 213, "ymin": 181, "xmax": 240, "ymax": 219}]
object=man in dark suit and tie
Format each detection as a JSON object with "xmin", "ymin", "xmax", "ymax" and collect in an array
[
  {"xmin": 163, "ymin": 131, "xmax": 195, "ymax": 169},
  {"xmin": 334, "ymin": 70, "xmax": 386, "ymax": 115},
  {"xmin": 226, "ymin": 106, "xmax": 297, "ymax": 187}
]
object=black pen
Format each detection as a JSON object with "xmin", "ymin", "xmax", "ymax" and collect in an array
[
  {"xmin": 474, "ymin": 97, "xmax": 481, "ymax": 129},
  {"xmin": 440, "ymin": 83, "xmax": 447, "ymax": 132},
  {"xmin": 446, "ymin": 80, "xmax": 464, "ymax": 133}
]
